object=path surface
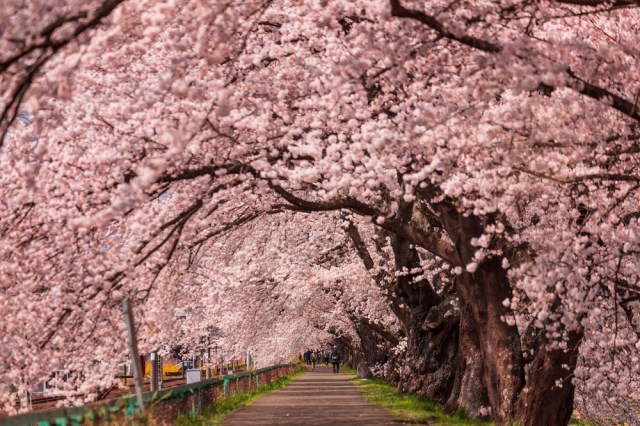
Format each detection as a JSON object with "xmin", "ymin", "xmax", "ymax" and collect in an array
[{"xmin": 223, "ymin": 365, "xmax": 402, "ymax": 425}]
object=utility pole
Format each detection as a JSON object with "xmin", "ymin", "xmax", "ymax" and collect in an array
[{"xmin": 122, "ymin": 298, "xmax": 145, "ymax": 413}]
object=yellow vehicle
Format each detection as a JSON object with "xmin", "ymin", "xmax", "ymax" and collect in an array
[
  {"xmin": 142, "ymin": 358, "xmax": 246, "ymax": 378},
  {"xmin": 143, "ymin": 359, "xmax": 181, "ymax": 377}
]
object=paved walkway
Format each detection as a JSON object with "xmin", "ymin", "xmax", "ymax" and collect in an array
[{"xmin": 223, "ymin": 365, "xmax": 402, "ymax": 425}]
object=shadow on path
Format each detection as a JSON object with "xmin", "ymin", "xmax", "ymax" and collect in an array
[{"xmin": 223, "ymin": 365, "xmax": 404, "ymax": 425}]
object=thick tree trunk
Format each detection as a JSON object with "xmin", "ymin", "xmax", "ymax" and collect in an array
[
  {"xmin": 355, "ymin": 320, "xmax": 389, "ymax": 379},
  {"xmin": 432, "ymin": 200, "xmax": 525, "ymax": 423},
  {"xmin": 387, "ymin": 203, "xmax": 496, "ymax": 415},
  {"xmin": 445, "ymin": 302, "xmax": 490, "ymax": 418},
  {"xmin": 346, "ymin": 192, "xmax": 533, "ymax": 422},
  {"xmin": 399, "ymin": 299, "xmax": 459, "ymax": 403},
  {"xmin": 515, "ymin": 330, "xmax": 583, "ymax": 426},
  {"xmin": 390, "ymin": 235, "xmax": 460, "ymax": 402},
  {"xmin": 457, "ymin": 260, "xmax": 524, "ymax": 422}
]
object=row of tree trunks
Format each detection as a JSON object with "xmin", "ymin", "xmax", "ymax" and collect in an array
[
  {"xmin": 339, "ymin": 194, "xmax": 583, "ymax": 425},
  {"xmin": 429, "ymin": 200, "xmax": 583, "ymax": 425}
]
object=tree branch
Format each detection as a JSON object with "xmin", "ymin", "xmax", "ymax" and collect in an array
[
  {"xmin": 271, "ymin": 183, "xmax": 460, "ymax": 265},
  {"xmin": 388, "ymin": 0, "xmax": 640, "ymax": 123}
]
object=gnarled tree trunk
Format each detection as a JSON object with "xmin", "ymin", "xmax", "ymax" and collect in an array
[
  {"xmin": 433, "ymin": 200, "xmax": 525, "ymax": 423},
  {"xmin": 391, "ymin": 234, "xmax": 458, "ymax": 402},
  {"xmin": 515, "ymin": 330, "xmax": 583, "ymax": 425},
  {"xmin": 354, "ymin": 319, "xmax": 394, "ymax": 379},
  {"xmin": 445, "ymin": 302, "xmax": 490, "ymax": 418}
]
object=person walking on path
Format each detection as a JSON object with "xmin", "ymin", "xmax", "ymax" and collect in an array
[
  {"xmin": 311, "ymin": 350, "xmax": 317, "ymax": 370},
  {"xmin": 330, "ymin": 346, "xmax": 341, "ymax": 374}
]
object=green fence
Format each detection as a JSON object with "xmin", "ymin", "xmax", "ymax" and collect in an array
[{"xmin": 0, "ymin": 364, "xmax": 294, "ymax": 426}]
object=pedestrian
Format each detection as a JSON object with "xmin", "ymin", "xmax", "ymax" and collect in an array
[
  {"xmin": 330, "ymin": 346, "xmax": 341, "ymax": 374},
  {"xmin": 311, "ymin": 350, "xmax": 317, "ymax": 370},
  {"xmin": 324, "ymin": 349, "xmax": 330, "ymax": 366}
]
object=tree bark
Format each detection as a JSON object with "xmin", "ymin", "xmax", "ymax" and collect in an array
[
  {"xmin": 445, "ymin": 302, "xmax": 490, "ymax": 418},
  {"xmin": 390, "ymin": 235, "xmax": 459, "ymax": 403},
  {"xmin": 457, "ymin": 260, "xmax": 524, "ymax": 422},
  {"xmin": 432, "ymin": 200, "xmax": 525, "ymax": 423},
  {"xmin": 355, "ymin": 319, "xmax": 392, "ymax": 379},
  {"xmin": 399, "ymin": 299, "xmax": 459, "ymax": 403},
  {"xmin": 515, "ymin": 330, "xmax": 583, "ymax": 426}
]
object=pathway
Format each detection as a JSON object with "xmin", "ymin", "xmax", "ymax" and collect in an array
[{"xmin": 223, "ymin": 365, "xmax": 402, "ymax": 425}]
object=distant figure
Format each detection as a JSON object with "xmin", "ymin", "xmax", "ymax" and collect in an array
[
  {"xmin": 324, "ymin": 349, "xmax": 330, "ymax": 366},
  {"xmin": 303, "ymin": 349, "xmax": 310, "ymax": 365},
  {"xmin": 330, "ymin": 346, "xmax": 341, "ymax": 374},
  {"xmin": 311, "ymin": 350, "xmax": 317, "ymax": 370}
]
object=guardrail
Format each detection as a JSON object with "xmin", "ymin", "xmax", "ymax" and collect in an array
[{"xmin": 0, "ymin": 364, "xmax": 295, "ymax": 426}]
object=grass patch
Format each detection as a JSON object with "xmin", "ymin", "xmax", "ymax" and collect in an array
[
  {"xmin": 176, "ymin": 367, "xmax": 304, "ymax": 426},
  {"xmin": 346, "ymin": 368, "xmax": 590, "ymax": 425},
  {"xmin": 568, "ymin": 417, "xmax": 599, "ymax": 426},
  {"xmin": 344, "ymin": 367, "xmax": 491, "ymax": 426}
]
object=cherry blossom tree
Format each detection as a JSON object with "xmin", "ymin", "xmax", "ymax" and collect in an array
[{"xmin": 1, "ymin": 0, "xmax": 640, "ymax": 424}]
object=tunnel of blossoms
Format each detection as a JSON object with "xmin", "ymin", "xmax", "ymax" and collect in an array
[{"xmin": 1, "ymin": 1, "xmax": 640, "ymax": 424}]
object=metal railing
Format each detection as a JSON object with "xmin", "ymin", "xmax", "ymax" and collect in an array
[{"xmin": 0, "ymin": 364, "xmax": 294, "ymax": 426}]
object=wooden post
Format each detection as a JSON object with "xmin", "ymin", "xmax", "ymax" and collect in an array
[{"xmin": 122, "ymin": 298, "xmax": 145, "ymax": 413}]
